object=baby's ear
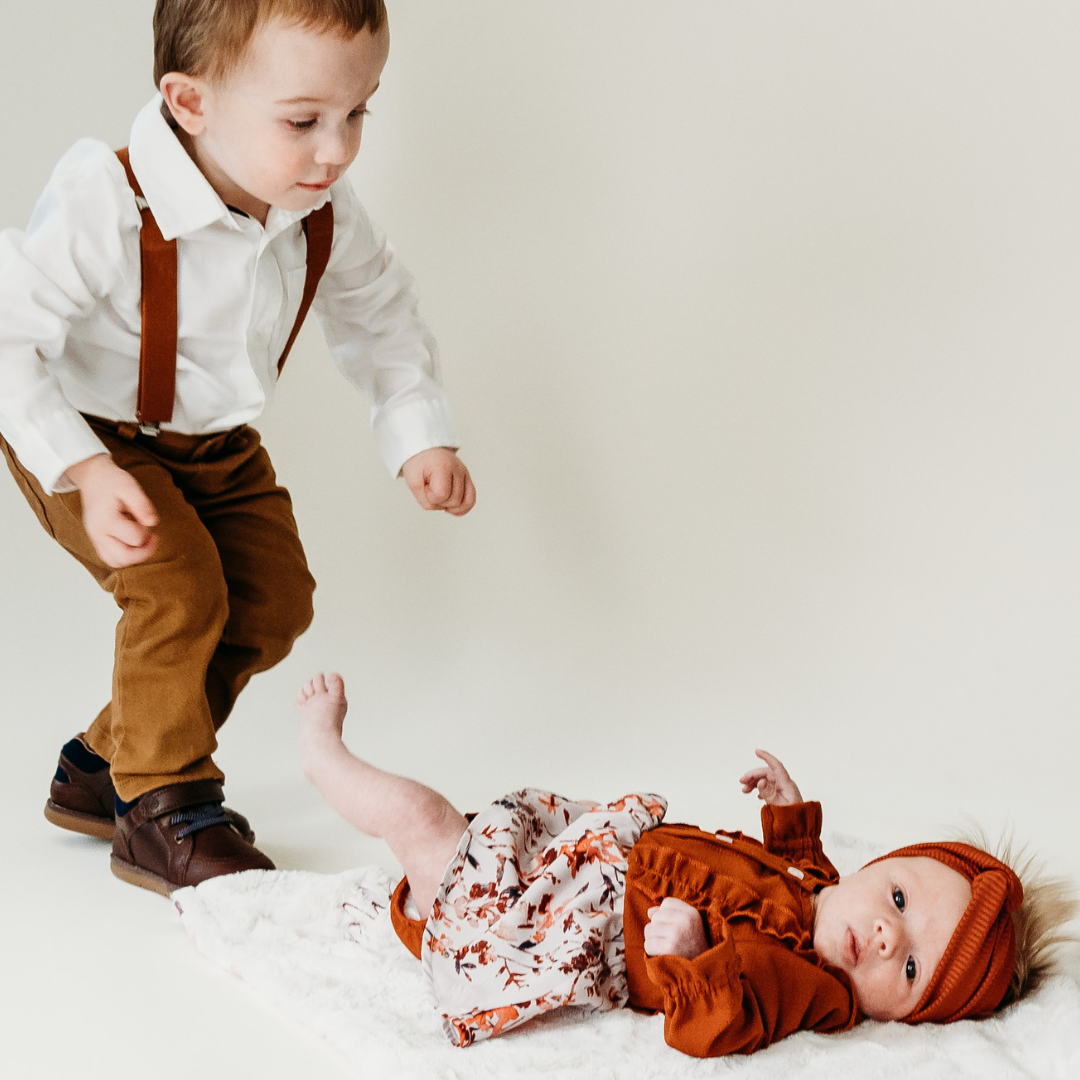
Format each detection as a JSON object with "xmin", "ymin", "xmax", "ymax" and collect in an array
[{"xmin": 159, "ymin": 72, "xmax": 207, "ymax": 136}]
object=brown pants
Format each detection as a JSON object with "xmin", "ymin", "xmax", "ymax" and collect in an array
[{"xmin": 2, "ymin": 418, "xmax": 315, "ymax": 800}]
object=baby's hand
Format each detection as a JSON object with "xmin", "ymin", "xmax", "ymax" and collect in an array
[
  {"xmin": 401, "ymin": 447, "xmax": 476, "ymax": 516},
  {"xmin": 643, "ymin": 897, "xmax": 709, "ymax": 960},
  {"xmin": 739, "ymin": 749, "xmax": 803, "ymax": 806}
]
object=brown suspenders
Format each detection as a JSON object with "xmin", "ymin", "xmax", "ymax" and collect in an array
[{"xmin": 114, "ymin": 147, "xmax": 334, "ymax": 435}]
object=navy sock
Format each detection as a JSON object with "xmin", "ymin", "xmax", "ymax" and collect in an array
[
  {"xmin": 114, "ymin": 794, "xmax": 140, "ymax": 817},
  {"xmin": 59, "ymin": 737, "xmax": 109, "ymax": 775}
]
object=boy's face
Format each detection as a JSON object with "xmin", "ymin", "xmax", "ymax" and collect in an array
[
  {"xmin": 167, "ymin": 19, "xmax": 390, "ymax": 222},
  {"xmin": 811, "ymin": 856, "xmax": 971, "ymax": 1020}
]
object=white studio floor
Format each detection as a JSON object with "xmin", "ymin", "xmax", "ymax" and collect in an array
[
  {"xmin": 2, "ymin": 494, "xmax": 1078, "ymax": 1080},
  {"xmin": 2, "ymin": 721, "xmax": 369, "ymax": 1080},
  {"xmin": 3, "ymin": 685, "xmax": 1078, "ymax": 1080}
]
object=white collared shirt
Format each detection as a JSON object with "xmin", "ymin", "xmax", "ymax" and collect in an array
[{"xmin": 0, "ymin": 96, "xmax": 458, "ymax": 494}]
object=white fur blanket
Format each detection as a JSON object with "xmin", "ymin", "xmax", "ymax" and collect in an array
[{"xmin": 174, "ymin": 835, "xmax": 1080, "ymax": 1080}]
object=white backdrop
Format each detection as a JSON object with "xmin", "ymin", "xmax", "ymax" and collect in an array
[{"xmin": 1, "ymin": 3, "xmax": 1078, "ymax": 1076}]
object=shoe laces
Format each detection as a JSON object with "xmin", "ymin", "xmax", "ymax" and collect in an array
[{"xmin": 169, "ymin": 802, "xmax": 231, "ymax": 841}]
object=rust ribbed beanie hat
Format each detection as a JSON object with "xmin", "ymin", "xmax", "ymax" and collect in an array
[{"xmin": 868, "ymin": 842, "xmax": 1023, "ymax": 1024}]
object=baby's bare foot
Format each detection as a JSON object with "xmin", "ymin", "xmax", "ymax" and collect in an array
[{"xmin": 296, "ymin": 673, "xmax": 349, "ymax": 779}]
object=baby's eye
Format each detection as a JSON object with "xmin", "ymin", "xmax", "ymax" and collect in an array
[
  {"xmin": 906, "ymin": 956, "xmax": 917, "ymax": 982},
  {"xmin": 892, "ymin": 887, "xmax": 905, "ymax": 912},
  {"xmin": 287, "ymin": 118, "xmax": 317, "ymax": 131},
  {"xmin": 348, "ymin": 106, "xmax": 369, "ymax": 121}
]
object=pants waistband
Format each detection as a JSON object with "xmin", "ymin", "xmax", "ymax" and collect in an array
[{"xmin": 82, "ymin": 414, "xmax": 249, "ymax": 455}]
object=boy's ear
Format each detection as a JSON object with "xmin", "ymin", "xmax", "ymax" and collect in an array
[{"xmin": 159, "ymin": 73, "xmax": 208, "ymax": 136}]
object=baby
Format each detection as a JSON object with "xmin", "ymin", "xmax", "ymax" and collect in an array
[{"xmin": 296, "ymin": 673, "xmax": 1077, "ymax": 1056}]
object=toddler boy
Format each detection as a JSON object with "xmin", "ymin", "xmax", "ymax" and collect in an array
[{"xmin": 0, "ymin": 0, "xmax": 474, "ymax": 894}]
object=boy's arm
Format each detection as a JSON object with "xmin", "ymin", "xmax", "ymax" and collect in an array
[
  {"xmin": 312, "ymin": 181, "xmax": 470, "ymax": 508},
  {"xmin": 0, "ymin": 141, "xmax": 160, "ymax": 566},
  {"xmin": 0, "ymin": 140, "xmax": 138, "ymax": 494}
]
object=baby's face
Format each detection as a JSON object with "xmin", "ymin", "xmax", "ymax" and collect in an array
[
  {"xmin": 181, "ymin": 18, "xmax": 389, "ymax": 219},
  {"xmin": 811, "ymin": 856, "xmax": 971, "ymax": 1020}
]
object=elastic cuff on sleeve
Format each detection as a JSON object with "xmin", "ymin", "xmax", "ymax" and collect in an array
[
  {"xmin": 646, "ymin": 941, "xmax": 740, "ymax": 998},
  {"xmin": 760, "ymin": 801, "xmax": 823, "ymax": 850}
]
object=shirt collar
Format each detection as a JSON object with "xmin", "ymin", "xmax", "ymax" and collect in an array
[{"xmin": 126, "ymin": 95, "xmax": 329, "ymax": 242}]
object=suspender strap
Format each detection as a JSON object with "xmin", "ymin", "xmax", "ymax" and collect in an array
[
  {"xmin": 116, "ymin": 148, "xmax": 177, "ymax": 430},
  {"xmin": 114, "ymin": 148, "xmax": 335, "ymax": 430},
  {"xmin": 278, "ymin": 201, "xmax": 334, "ymax": 375}
]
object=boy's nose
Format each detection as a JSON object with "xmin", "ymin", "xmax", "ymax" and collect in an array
[{"xmin": 314, "ymin": 126, "xmax": 355, "ymax": 167}]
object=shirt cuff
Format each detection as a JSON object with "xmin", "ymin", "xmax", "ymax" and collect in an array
[
  {"xmin": 373, "ymin": 396, "xmax": 460, "ymax": 478},
  {"xmin": 9, "ymin": 412, "xmax": 110, "ymax": 495}
]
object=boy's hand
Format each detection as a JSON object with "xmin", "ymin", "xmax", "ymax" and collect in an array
[
  {"xmin": 643, "ymin": 897, "xmax": 709, "ymax": 960},
  {"xmin": 64, "ymin": 454, "xmax": 159, "ymax": 568},
  {"xmin": 739, "ymin": 749, "xmax": 804, "ymax": 806},
  {"xmin": 401, "ymin": 447, "xmax": 476, "ymax": 516}
]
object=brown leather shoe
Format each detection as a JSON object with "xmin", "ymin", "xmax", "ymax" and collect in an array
[
  {"xmin": 44, "ymin": 735, "xmax": 115, "ymax": 840},
  {"xmin": 111, "ymin": 780, "xmax": 274, "ymax": 896},
  {"xmin": 45, "ymin": 735, "xmax": 255, "ymax": 844}
]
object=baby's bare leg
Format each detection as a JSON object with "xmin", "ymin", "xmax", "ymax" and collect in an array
[{"xmin": 296, "ymin": 673, "xmax": 468, "ymax": 915}]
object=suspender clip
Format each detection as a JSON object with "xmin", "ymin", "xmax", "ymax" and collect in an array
[{"xmin": 138, "ymin": 422, "xmax": 161, "ymax": 437}]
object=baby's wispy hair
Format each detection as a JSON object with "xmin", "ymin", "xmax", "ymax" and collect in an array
[{"xmin": 954, "ymin": 826, "xmax": 1080, "ymax": 1008}]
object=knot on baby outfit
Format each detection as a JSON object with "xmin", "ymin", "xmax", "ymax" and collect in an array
[
  {"xmin": 169, "ymin": 803, "xmax": 230, "ymax": 841},
  {"xmin": 868, "ymin": 842, "xmax": 1023, "ymax": 1024}
]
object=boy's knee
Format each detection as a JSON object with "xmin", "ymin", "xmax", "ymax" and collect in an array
[
  {"xmin": 120, "ymin": 541, "xmax": 230, "ymax": 642},
  {"xmin": 251, "ymin": 565, "xmax": 316, "ymax": 661},
  {"xmin": 281, "ymin": 571, "xmax": 316, "ymax": 646}
]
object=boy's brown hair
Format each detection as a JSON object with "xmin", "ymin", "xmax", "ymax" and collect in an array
[{"xmin": 153, "ymin": 0, "xmax": 387, "ymax": 87}]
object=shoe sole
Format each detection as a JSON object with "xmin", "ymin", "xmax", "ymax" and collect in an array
[
  {"xmin": 110, "ymin": 854, "xmax": 176, "ymax": 897},
  {"xmin": 44, "ymin": 800, "xmax": 115, "ymax": 841},
  {"xmin": 44, "ymin": 801, "xmax": 255, "ymax": 847}
]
